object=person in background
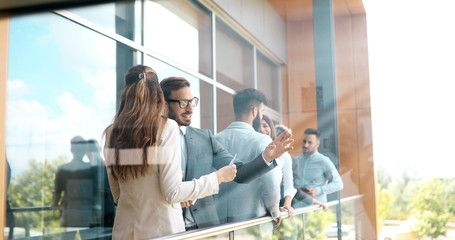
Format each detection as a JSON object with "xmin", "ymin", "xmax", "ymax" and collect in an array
[
  {"xmin": 160, "ymin": 77, "xmax": 292, "ymax": 230},
  {"xmin": 292, "ymin": 128, "xmax": 343, "ymax": 208},
  {"xmin": 103, "ymin": 65, "xmax": 237, "ymax": 239},
  {"xmin": 257, "ymin": 115, "xmax": 296, "ymax": 217},
  {"xmin": 6, "ymin": 156, "xmax": 15, "ymax": 239},
  {"xmin": 276, "ymin": 124, "xmax": 292, "ymax": 137},
  {"xmin": 259, "ymin": 118, "xmax": 328, "ymax": 213}
]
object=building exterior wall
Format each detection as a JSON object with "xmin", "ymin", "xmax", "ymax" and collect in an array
[
  {"xmin": 274, "ymin": 0, "xmax": 378, "ymax": 239},
  {"xmin": 0, "ymin": 13, "xmax": 9, "ymax": 239},
  {"xmin": 213, "ymin": 0, "xmax": 287, "ymax": 63}
]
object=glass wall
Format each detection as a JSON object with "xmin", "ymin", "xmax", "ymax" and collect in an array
[
  {"xmin": 144, "ymin": 0, "xmax": 212, "ymax": 77},
  {"xmin": 257, "ymin": 51, "xmax": 280, "ymax": 111},
  {"xmin": 216, "ymin": 19, "xmax": 254, "ymax": 91},
  {"xmin": 5, "ymin": 0, "xmax": 282, "ymax": 239},
  {"xmin": 6, "ymin": 10, "xmax": 119, "ymax": 239}
]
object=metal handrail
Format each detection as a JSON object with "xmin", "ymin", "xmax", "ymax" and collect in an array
[
  {"xmin": 8, "ymin": 195, "xmax": 363, "ymax": 239},
  {"xmin": 9, "ymin": 206, "xmax": 58, "ymax": 213},
  {"xmin": 154, "ymin": 194, "xmax": 363, "ymax": 240}
]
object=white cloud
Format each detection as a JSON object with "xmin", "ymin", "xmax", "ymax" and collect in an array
[
  {"xmin": 6, "ymin": 73, "xmax": 116, "ymax": 175},
  {"xmin": 7, "ymin": 79, "xmax": 31, "ymax": 98},
  {"xmin": 46, "ymin": 14, "xmax": 116, "ymax": 72}
]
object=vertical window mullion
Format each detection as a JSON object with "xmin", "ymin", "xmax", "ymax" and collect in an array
[{"xmin": 211, "ymin": 11, "xmax": 217, "ymax": 133}]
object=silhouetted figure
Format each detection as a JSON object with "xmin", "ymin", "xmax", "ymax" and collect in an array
[
  {"xmin": 86, "ymin": 139, "xmax": 115, "ymax": 227},
  {"xmin": 53, "ymin": 136, "xmax": 93, "ymax": 227},
  {"xmin": 6, "ymin": 156, "xmax": 15, "ymax": 239}
]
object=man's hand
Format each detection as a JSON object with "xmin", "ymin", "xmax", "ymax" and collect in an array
[
  {"xmin": 263, "ymin": 131, "xmax": 294, "ymax": 162},
  {"xmin": 280, "ymin": 196, "xmax": 294, "ymax": 217},
  {"xmin": 274, "ymin": 213, "xmax": 282, "ymax": 228},
  {"xmin": 180, "ymin": 200, "xmax": 194, "ymax": 208},
  {"xmin": 280, "ymin": 205, "xmax": 294, "ymax": 218},
  {"xmin": 305, "ymin": 187, "xmax": 317, "ymax": 197}
]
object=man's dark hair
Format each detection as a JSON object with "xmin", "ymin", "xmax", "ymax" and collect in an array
[
  {"xmin": 304, "ymin": 128, "xmax": 320, "ymax": 139},
  {"xmin": 233, "ymin": 88, "xmax": 268, "ymax": 118},
  {"xmin": 160, "ymin": 77, "xmax": 190, "ymax": 100}
]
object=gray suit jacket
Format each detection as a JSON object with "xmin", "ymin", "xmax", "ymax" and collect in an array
[{"xmin": 183, "ymin": 126, "xmax": 275, "ymax": 228}]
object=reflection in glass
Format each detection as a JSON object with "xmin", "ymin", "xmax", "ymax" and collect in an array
[
  {"xmin": 200, "ymin": 80, "xmax": 213, "ymax": 131},
  {"xmin": 216, "ymin": 19, "xmax": 254, "ymax": 91},
  {"xmin": 7, "ymin": 11, "xmax": 116, "ymax": 238},
  {"xmin": 216, "ymin": 88, "xmax": 235, "ymax": 132},
  {"xmin": 257, "ymin": 51, "xmax": 280, "ymax": 111},
  {"xmin": 238, "ymin": 221, "xmax": 274, "ymax": 240},
  {"xmin": 144, "ymin": 0, "xmax": 212, "ymax": 77},
  {"xmin": 67, "ymin": 1, "xmax": 137, "ymax": 41}
]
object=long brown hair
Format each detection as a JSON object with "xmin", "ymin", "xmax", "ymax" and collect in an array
[
  {"xmin": 262, "ymin": 115, "xmax": 277, "ymax": 140},
  {"xmin": 107, "ymin": 65, "xmax": 166, "ymax": 181}
]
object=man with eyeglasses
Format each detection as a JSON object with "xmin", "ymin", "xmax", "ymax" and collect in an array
[{"xmin": 160, "ymin": 77, "xmax": 293, "ymax": 230}]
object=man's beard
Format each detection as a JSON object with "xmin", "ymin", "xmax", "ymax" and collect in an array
[
  {"xmin": 252, "ymin": 113, "xmax": 261, "ymax": 131},
  {"xmin": 168, "ymin": 108, "xmax": 191, "ymax": 126}
]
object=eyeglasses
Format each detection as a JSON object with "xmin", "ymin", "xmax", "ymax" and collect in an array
[{"xmin": 167, "ymin": 97, "xmax": 199, "ymax": 109}]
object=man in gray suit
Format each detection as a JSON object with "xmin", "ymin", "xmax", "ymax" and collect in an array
[{"xmin": 160, "ymin": 77, "xmax": 293, "ymax": 230}]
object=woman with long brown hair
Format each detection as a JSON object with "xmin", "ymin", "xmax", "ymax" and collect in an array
[
  {"xmin": 103, "ymin": 65, "xmax": 236, "ymax": 239},
  {"xmin": 258, "ymin": 115, "xmax": 296, "ymax": 217}
]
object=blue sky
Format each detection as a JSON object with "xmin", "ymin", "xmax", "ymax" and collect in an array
[
  {"xmin": 6, "ymin": 5, "xmax": 202, "ymax": 175},
  {"xmin": 7, "ymin": 13, "xmax": 117, "ymax": 174}
]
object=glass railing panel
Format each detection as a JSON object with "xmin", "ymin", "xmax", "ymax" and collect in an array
[
  {"xmin": 6, "ymin": 208, "xmax": 113, "ymax": 239},
  {"xmin": 156, "ymin": 195, "xmax": 363, "ymax": 240},
  {"xmin": 235, "ymin": 221, "xmax": 275, "ymax": 240},
  {"xmin": 340, "ymin": 198, "xmax": 356, "ymax": 239},
  {"xmin": 273, "ymin": 214, "xmax": 304, "ymax": 240},
  {"xmin": 302, "ymin": 207, "xmax": 336, "ymax": 240}
]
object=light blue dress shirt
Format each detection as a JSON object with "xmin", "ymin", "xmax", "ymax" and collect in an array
[
  {"xmin": 276, "ymin": 152, "xmax": 297, "ymax": 199},
  {"xmin": 214, "ymin": 121, "xmax": 281, "ymax": 223},
  {"xmin": 294, "ymin": 151, "xmax": 343, "ymax": 204},
  {"xmin": 180, "ymin": 126, "xmax": 196, "ymax": 227},
  {"xmin": 180, "ymin": 127, "xmax": 188, "ymax": 177}
]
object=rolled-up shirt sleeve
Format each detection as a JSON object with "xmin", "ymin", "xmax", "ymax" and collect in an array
[
  {"xmin": 281, "ymin": 153, "xmax": 297, "ymax": 198},
  {"xmin": 317, "ymin": 158, "xmax": 343, "ymax": 196}
]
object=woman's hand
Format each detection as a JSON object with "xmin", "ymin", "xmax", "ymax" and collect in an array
[
  {"xmin": 216, "ymin": 164, "xmax": 237, "ymax": 183},
  {"xmin": 312, "ymin": 199, "xmax": 328, "ymax": 211},
  {"xmin": 263, "ymin": 131, "xmax": 294, "ymax": 162}
]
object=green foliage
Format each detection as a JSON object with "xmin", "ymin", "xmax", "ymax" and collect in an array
[
  {"xmin": 273, "ymin": 215, "xmax": 303, "ymax": 240},
  {"xmin": 376, "ymin": 183, "xmax": 391, "ymax": 230},
  {"xmin": 410, "ymin": 178, "xmax": 451, "ymax": 239},
  {"xmin": 340, "ymin": 201, "xmax": 355, "ymax": 225},
  {"xmin": 75, "ymin": 229, "xmax": 82, "ymax": 240},
  {"xmin": 376, "ymin": 165, "xmax": 392, "ymax": 188},
  {"xmin": 304, "ymin": 209, "xmax": 335, "ymax": 240},
  {"xmin": 445, "ymin": 179, "xmax": 455, "ymax": 219},
  {"xmin": 386, "ymin": 171, "xmax": 420, "ymax": 220},
  {"xmin": 245, "ymin": 222, "xmax": 274, "ymax": 240},
  {"xmin": 270, "ymin": 208, "xmax": 335, "ymax": 240},
  {"xmin": 8, "ymin": 156, "xmax": 68, "ymax": 231}
]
